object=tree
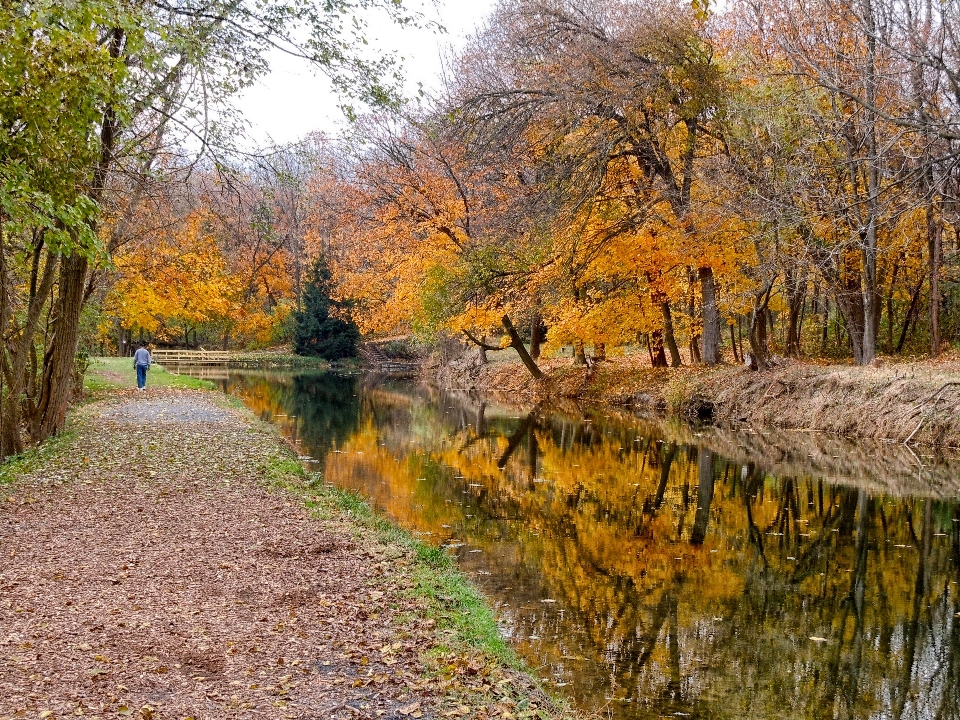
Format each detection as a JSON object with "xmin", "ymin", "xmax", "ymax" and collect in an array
[
  {"xmin": 450, "ymin": 0, "xmax": 730, "ymax": 364},
  {"xmin": 293, "ymin": 255, "xmax": 359, "ymax": 360}
]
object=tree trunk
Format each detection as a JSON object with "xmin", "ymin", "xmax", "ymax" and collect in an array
[
  {"xmin": 661, "ymin": 302, "xmax": 682, "ymax": 367},
  {"xmin": 698, "ymin": 266, "xmax": 721, "ymax": 365},
  {"xmin": 928, "ymin": 197, "xmax": 942, "ymax": 358},
  {"xmin": 730, "ymin": 322, "xmax": 741, "ymax": 363},
  {"xmin": 859, "ymin": 0, "xmax": 880, "ymax": 367},
  {"xmin": 529, "ymin": 313, "xmax": 543, "ymax": 360},
  {"xmin": 896, "ymin": 277, "xmax": 925, "ymax": 354},
  {"xmin": 834, "ymin": 271, "xmax": 867, "ymax": 365},
  {"xmin": 737, "ymin": 316, "xmax": 745, "ymax": 361},
  {"xmin": 573, "ymin": 339, "xmax": 587, "ymax": 366},
  {"xmin": 650, "ymin": 330, "xmax": 668, "ymax": 367},
  {"xmin": 501, "ymin": 315, "xmax": 543, "ymax": 379},
  {"xmin": 687, "ymin": 268, "xmax": 702, "ymax": 364},
  {"xmin": 885, "ymin": 255, "xmax": 901, "ymax": 355},
  {"xmin": 594, "ymin": 342, "xmax": 606, "ymax": 362},
  {"xmin": 748, "ymin": 284, "xmax": 773, "ymax": 370},
  {"xmin": 33, "ymin": 253, "xmax": 89, "ymax": 442},
  {"xmin": 0, "ymin": 249, "xmax": 60, "ymax": 459},
  {"xmin": 785, "ymin": 266, "xmax": 807, "ymax": 358}
]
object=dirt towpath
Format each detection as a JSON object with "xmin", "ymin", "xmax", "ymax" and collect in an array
[{"xmin": 0, "ymin": 389, "xmax": 568, "ymax": 720}]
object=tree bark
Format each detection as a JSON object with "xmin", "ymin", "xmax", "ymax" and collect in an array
[
  {"xmin": 698, "ymin": 266, "xmax": 721, "ymax": 364},
  {"xmin": 650, "ymin": 330, "xmax": 668, "ymax": 367},
  {"xmin": 928, "ymin": 197, "xmax": 942, "ymax": 357},
  {"xmin": 661, "ymin": 302, "xmax": 682, "ymax": 367},
  {"xmin": 859, "ymin": 0, "xmax": 881, "ymax": 366},
  {"xmin": 464, "ymin": 318, "xmax": 543, "ymax": 378},
  {"xmin": 573, "ymin": 338, "xmax": 587, "ymax": 366},
  {"xmin": 0, "ymin": 249, "xmax": 59, "ymax": 458},
  {"xmin": 687, "ymin": 268, "xmax": 702, "ymax": 364},
  {"xmin": 785, "ymin": 266, "xmax": 807, "ymax": 358},
  {"xmin": 750, "ymin": 308, "xmax": 769, "ymax": 369},
  {"xmin": 529, "ymin": 313, "xmax": 543, "ymax": 360},
  {"xmin": 501, "ymin": 315, "xmax": 543, "ymax": 379},
  {"xmin": 896, "ymin": 276, "xmax": 925, "ymax": 354},
  {"xmin": 33, "ymin": 253, "xmax": 88, "ymax": 441}
]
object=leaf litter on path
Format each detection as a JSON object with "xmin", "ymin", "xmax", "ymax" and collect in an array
[{"xmin": 0, "ymin": 389, "xmax": 574, "ymax": 720}]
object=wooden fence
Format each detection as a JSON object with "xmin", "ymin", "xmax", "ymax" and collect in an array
[{"xmin": 150, "ymin": 349, "xmax": 232, "ymax": 365}]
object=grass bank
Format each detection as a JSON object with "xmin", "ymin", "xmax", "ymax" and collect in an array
[
  {"xmin": 443, "ymin": 351, "xmax": 960, "ymax": 448},
  {"xmin": 84, "ymin": 356, "xmax": 216, "ymax": 393}
]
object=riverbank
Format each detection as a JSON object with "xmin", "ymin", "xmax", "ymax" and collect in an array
[
  {"xmin": 0, "ymin": 371, "xmax": 576, "ymax": 718},
  {"xmin": 439, "ymin": 352, "xmax": 960, "ymax": 448}
]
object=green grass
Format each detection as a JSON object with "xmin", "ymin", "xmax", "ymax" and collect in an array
[
  {"xmin": 84, "ymin": 357, "xmax": 216, "ymax": 392},
  {"xmin": 257, "ymin": 451, "xmax": 515, "ymax": 666}
]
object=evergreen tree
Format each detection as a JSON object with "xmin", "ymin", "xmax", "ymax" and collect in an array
[{"xmin": 293, "ymin": 256, "xmax": 360, "ymax": 359}]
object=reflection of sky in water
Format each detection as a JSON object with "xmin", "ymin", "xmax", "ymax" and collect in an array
[{"xmin": 215, "ymin": 370, "xmax": 960, "ymax": 720}]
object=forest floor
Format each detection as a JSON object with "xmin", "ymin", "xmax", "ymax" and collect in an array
[
  {"xmin": 437, "ymin": 348, "xmax": 960, "ymax": 448},
  {"xmin": 0, "ymin": 382, "xmax": 575, "ymax": 720}
]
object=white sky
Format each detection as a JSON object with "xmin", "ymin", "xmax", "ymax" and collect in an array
[{"xmin": 235, "ymin": 1, "xmax": 498, "ymax": 147}]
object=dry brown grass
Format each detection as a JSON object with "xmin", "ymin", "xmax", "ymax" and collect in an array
[{"xmin": 443, "ymin": 352, "xmax": 960, "ymax": 448}]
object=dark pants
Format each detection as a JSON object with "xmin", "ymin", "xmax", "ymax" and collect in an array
[{"xmin": 136, "ymin": 364, "xmax": 148, "ymax": 389}]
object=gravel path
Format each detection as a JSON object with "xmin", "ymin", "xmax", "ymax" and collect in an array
[{"xmin": 0, "ymin": 390, "xmax": 562, "ymax": 720}]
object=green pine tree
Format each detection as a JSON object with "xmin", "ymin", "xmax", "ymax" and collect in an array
[{"xmin": 293, "ymin": 256, "xmax": 360, "ymax": 359}]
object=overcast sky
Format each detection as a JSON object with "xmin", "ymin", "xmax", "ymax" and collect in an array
[{"xmin": 234, "ymin": 1, "xmax": 498, "ymax": 147}]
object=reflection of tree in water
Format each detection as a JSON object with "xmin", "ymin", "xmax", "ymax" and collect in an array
[
  {"xmin": 225, "ymin": 374, "xmax": 960, "ymax": 720},
  {"xmin": 444, "ymin": 406, "xmax": 960, "ymax": 719},
  {"xmin": 222, "ymin": 372, "xmax": 360, "ymax": 472},
  {"xmin": 288, "ymin": 373, "xmax": 360, "ymax": 466}
]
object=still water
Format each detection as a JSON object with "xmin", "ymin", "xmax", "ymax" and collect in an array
[{"xmin": 206, "ymin": 369, "xmax": 960, "ymax": 720}]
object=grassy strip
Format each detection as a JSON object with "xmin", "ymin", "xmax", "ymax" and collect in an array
[
  {"xmin": 85, "ymin": 357, "xmax": 216, "ymax": 392},
  {"xmin": 258, "ymin": 453, "xmax": 515, "ymax": 666},
  {"xmin": 0, "ymin": 428, "xmax": 77, "ymax": 487}
]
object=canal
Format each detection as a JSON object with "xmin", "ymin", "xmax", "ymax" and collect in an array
[{"xmin": 198, "ymin": 368, "xmax": 960, "ymax": 720}]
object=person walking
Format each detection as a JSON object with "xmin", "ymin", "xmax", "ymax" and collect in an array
[{"xmin": 133, "ymin": 341, "xmax": 152, "ymax": 390}]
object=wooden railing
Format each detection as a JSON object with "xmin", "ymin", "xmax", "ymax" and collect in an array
[{"xmin": 150, "ymin": 349, "xmax": 232, "ymax": 364}]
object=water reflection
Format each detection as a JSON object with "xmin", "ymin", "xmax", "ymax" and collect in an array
[{"xmin": 217, "ymin": 370, "xmax": 960, "ymax": 720}]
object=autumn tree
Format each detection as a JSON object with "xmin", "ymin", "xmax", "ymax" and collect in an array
[{"xmin": 447, "ymin": 0, "xmax": 730, "ymax": 364}]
